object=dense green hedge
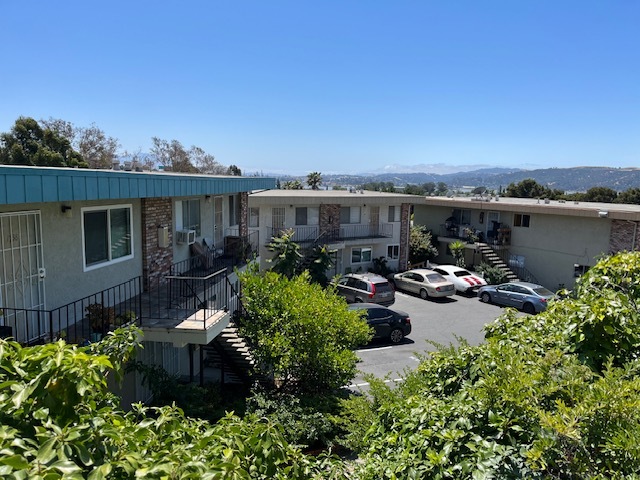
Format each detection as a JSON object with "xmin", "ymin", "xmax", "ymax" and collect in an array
[{"xmin": 2, "ymin": 252, "xmax": 640, "ymax": 478}]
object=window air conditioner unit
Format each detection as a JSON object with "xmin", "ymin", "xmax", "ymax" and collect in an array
[{"xmin": 176, "ymin": 229, "xmax": 196, "ymax": 245}]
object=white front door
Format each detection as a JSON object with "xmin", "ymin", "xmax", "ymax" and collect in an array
[{"xmin": 0, "ymin": 211, "xmax": 46, "ymax": 343}]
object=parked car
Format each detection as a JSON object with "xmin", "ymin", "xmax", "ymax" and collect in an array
[
  {"xmin": 477, "ymin": 281, "xmax": 555, "ymax": 314},
  {"xmin": 348, "ymin": 303, "xmax": 411, "ymax": 344},
  {"xmin": 390, "ymin": 269, "xmax": 456, "ymax": 300},
  {"xmin": 334, "ymin": 272, "xmax": 395, "ymax": 306},
  {"xmin": 431, "ymin": 265, "xmax": 488, "ymax": 295}
]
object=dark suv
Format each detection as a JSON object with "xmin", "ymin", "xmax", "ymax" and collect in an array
[{"xmin": 335, "ymin": 272, "xmax": 395, "ymax": 306}]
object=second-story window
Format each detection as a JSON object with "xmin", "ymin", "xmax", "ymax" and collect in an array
[
  {"xmin": 340, "ymin": 206, "xmax": 361, "ymax": 224},
  {"xmin": 228, "ymin": 194, "xmax": 240, "ymax": 226},
  {"xmin": 272, "ymin": 207, "xmax": 285, "ymax": 230},
  {"xmin": 513, "ymin": 213, "xmax": 530, "ymax": 227},
  {"xmin": 249, "ymin": 207, "xmax": 259, "ymax": 227},
  {"xmin": 388, "ymin": 206, "xmax": 401, "ymax": 222},
  {"xmin": 295, "ymin": 207, "xmax": 308, "ymax": 225}
]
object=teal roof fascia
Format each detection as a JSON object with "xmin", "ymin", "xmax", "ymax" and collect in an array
[{"xmin": 0, "ymin": 166, "xmax": 276, "ymax": 205}]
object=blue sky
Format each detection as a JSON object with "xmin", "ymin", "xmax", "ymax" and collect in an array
[{"xmin": 1, "ymin": 1, "xmax": 638, "ymax": 175}]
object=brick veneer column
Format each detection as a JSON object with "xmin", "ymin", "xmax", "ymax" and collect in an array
[
  {"xmin": 141, "ymin": 198, "xmax": 173, "ymax": 288},
  {"xmin": 239, "ymin": 192, "xmax": 249, "ymax": 237},
  {"xmin": 399, "ymin": 203, "xmax": 411, "ymax": 271},
  {"xmin": 609, "ymin": 220, "xmax": 640, "ymax": 253},
  {"xmin": 320, "ymin": 204, "xmax": 340, "ymax": 238}
]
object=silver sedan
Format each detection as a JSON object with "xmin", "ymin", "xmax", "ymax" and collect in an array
[{"xmin": 391, "ymin": 269, "xmax": 456, "ymax": 300}]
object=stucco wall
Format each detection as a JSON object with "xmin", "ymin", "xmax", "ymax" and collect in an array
[
  {"xmin": 0, "ymin": 201, "xmax": 143, "ymax": 311},
  {"xmin": 413, "ymin": 204, "xmax": 613, "ymax": 290}
]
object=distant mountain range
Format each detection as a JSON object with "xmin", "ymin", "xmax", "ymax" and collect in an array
[{"xmin": 271, "ymin": 167, "xmax": 640, "ymax": 192}]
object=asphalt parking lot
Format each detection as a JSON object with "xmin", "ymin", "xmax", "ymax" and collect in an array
[{"xmin": 350, "ymin": 290, "xmax": 507, "ymax": 389}]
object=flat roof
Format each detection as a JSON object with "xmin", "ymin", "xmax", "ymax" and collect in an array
[
  {"xmin": 420, "ymin": 195, "xmax": 640, "ymax": 221},
  {"xmin": 0, "ymin": 165, "xmax": 276, "ymax": 205},
  {"xmin": 250, "ymin": 189, "xmax": 417, "ymax": 206}
]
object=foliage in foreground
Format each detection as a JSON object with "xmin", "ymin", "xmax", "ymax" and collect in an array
[
  {"xmin": 344, "ymin": 251, "xmax": 640, "ymax": 479},
  {"xmin": 0, "ymin": 327, "xmax": 346, "ymax": 479},
  {"xmin": 3, "ymin": 252, "xmax": 640, "ymax": 479},
  {"xmin": 238, "ymin": 269, "xmax": 371, "ymax": 393}
]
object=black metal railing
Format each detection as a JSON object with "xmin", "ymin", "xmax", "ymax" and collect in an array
[
  {"xmin": 266, "ymin": 223, "xmax": 393, "ymax": 245},
  {"xmin": 480, "ymin": 243, "xmax": 541, "ymax": 285},
  {"xmin": 265, "ymin": 226, "xmax": 319, "ymax": 244},
  {"xmin": 323, "ymin": 223, "xmax": 393, "ymax": 242},
  {"xmin": 0, "ymin": 277, "xmax": 143, "ymax": 345},
  {"xmin": 0, "ymin": 263, "xmax": 241, "ymax": 346}
]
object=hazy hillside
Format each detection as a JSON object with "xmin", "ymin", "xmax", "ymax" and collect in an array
[{"xmin": 275, "ymin": 167, "xmax": 640, "ymax": 192}]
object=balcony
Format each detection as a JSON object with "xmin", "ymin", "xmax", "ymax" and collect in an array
[
  {"xmin": 265, "ymin": 226, "xmax": 319, "ymax": 244},
  {"xmin": 0, "ymin": 263, "xmax": 242, "ymax": 348},
  {"xmin": 265, "ymin": 224, "xmax": 393, "ymax": 245}
]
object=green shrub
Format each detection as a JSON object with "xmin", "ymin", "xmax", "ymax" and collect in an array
[{"xmin": 476, "ymin": 261, "xmax": 510, "ymax": 285}]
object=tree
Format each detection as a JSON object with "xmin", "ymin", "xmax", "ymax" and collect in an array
[
  {"xmin": 448, "ymin": 240, "xmax": 467, "ymax": 267},
  {"xmin": 422, "ymin": 182, "xmax": 436, "ymax": 195},
  {"xmin": 189, "ymin": 145, "xmax": 227, "ymax": 174},
  {"xmin": 403, "ymin": 184, "xmax": 426, "ymax": 195},
  {"xmin": 151, "ymin": 137, "xmax": 198, "ymax": 173},
  {"xmin": 408, "ymin": 226, "xmax": 438, "ymax": 265},
  {"xmin": 581, "ymin": 186, "xmax": 618, "ymax": 203},
  {"xmin": 227, "ymin": 164, "xmax": 242, "ymax": 176},
  {"xmin": 436, "ymin": 182, "xmax": 448, "ymax": 195},
  {"xmin": 282, "ymin": 180, "xmax": 303, "ymax": 189},
  {"xmin": 616, "ymin": 188, "xmax": 640, "ymax": 205},
  {"xmin": 238, "ymin": 269, "xmax": 372, "ymax": 393},
  {"xmin": 503, "ymin": 178, "xmax": 563, "ymax": 199},
  {"xmin": 360, "ymin": 181, "xmax": 396, "ymax": 192},
  {"xmin": 41, "ymin": 118, "xmax": 120, "ymax": 169},
  {"xmin": 306, "ymin": 171, "xmax": 322, "ymax": 190},
  {"xmin": 266, "ymin": 229, "xmax": 303, "ymax": 278},
  {"xmin": 0, "ymin": 117, "xmax": 87, "ymax": 167}
]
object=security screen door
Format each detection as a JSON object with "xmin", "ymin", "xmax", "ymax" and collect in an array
[{"xmin": 0, "ymin": 211, "xmax": 46, "ymax": 343}]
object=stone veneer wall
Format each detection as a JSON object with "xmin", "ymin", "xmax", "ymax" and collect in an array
[
  {"xmin": 141, "ymin": 198, "xmax": 173, "ymax": 288},
  {"xmin": 239, "ymin": 192, "xmax": 249, "ymax": 237},
  {"xmin": 609, "ymin": 220, "xmax": 640, "ymax": 253},
  {"xmin": 399, "ymin": 203, "xmax": 411, "ymax": 270},
  {"xmin": 319, "ymin": 204, "xmax": 341, "ymax": 237}
]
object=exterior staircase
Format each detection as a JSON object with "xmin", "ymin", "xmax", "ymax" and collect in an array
[
  {"xmin": 475, "ymin": 243, "xmax": 519, "ymax": 282},
  {"xmin": 204, "ymin": 323, "xmax": 258, "ymax": 385}
]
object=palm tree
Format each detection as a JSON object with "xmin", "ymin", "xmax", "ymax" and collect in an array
[{"xmin": 306, "ymin": 172, "xmax": 322, "ymax": 190}]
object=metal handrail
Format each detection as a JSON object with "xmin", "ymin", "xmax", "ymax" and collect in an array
[{"xmin": 479, "ymin": 242, "xmax": 541, "ymax": 285}]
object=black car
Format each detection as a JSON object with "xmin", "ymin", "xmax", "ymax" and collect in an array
[{"xmin": 348, "ymin": 303, "xmax": 411, "ymax": 344}]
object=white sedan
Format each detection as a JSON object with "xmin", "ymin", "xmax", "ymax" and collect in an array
[
  {"xmin": 431, "ymin": 265, "xmax": 487, "ymax": 295},
  {"xmin": 391, "ymin": 269, "xmax": 456, "ymax": 300}
]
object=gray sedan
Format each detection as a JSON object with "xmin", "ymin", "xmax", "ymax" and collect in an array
[
  {"xmin": 477, "ymin": 281, "xmax": 555, "ymax": 314},
  {"xmin": 391, "ymin": 269, "xmax": 456, "ymax": 300}
]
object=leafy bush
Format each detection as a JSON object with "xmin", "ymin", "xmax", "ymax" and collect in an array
[
  {"xmin": 0, "ymin": 327, "xmax": 347, "ymax": 479},
  {"xmin": 239, "ymin": 269, "xmax": 372, "ymax": 393},
  {"xmin": 246, "ymin": 389, "xmax": 347, "ymax": 449},
  {"xmin": 476, "ymin": 261, "xmax": 510, "ymax": 285},
  {"xmin": 347, "ymin": 252, "xmax": 640, "ymax": 478}
]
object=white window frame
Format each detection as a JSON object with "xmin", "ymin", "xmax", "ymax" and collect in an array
[
  {"xmin": 341, "ymin": 206, "xmax": 362, "ymax": 224},
  {"xmin": 177, "ymin": 199, "xmax": 201, "ymax": 235},
  {"xmin": 387, "ymin": 244, "xmax": 400, "ymax": 260},
  {"xmin": 351, "ymin": 246, "xmax": 372, "ymax": 264},
  {"xmin": 249, "ymin": 207, "xmax": 259, "ymax": 228},
  {"xmin": 82, "ymin": 204, "xmax": 134, "ymax": 272},
  {"xmin": 388, "ymin": 206, "xmax": 401, "ymax": 222}
]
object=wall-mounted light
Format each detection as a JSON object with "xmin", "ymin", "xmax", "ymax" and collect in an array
[
  {"xmin": 598, "ymin": 211, "xmax": 609, "ymax": 218},
  {"xmin": 204, "ymin": 195, "xmax": 211, "ymax": 203},
  {"xmin": 61, "ymin": 205, "xmax": 72, "ymax": 218}
]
